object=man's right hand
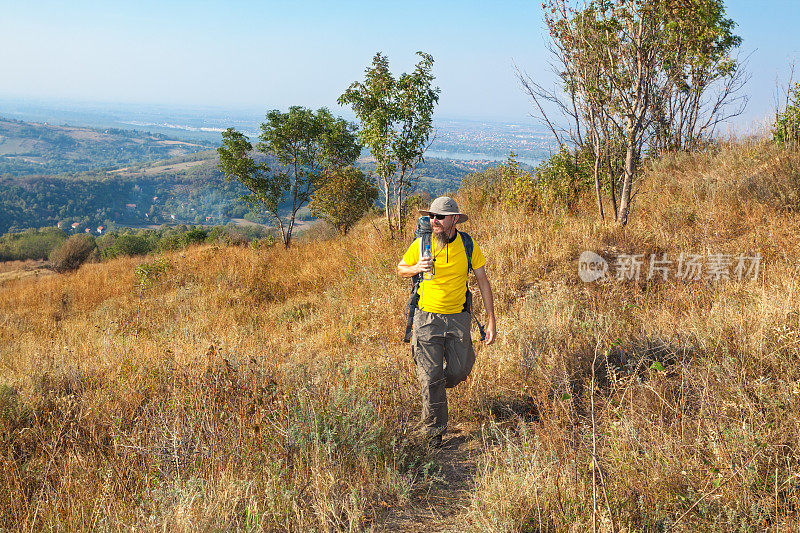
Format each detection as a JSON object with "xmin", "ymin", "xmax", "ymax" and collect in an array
[
  {"xmin": 417, "ymin": 257, "xmax": 433, "ymax": 275},
  {"xmin": 397, "ymin": 258, "xmax": 433, "ymax": 278}
]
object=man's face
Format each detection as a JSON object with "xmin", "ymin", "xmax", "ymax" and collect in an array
[{"xmin": 431, "ymin": 214, "xmax": 454, "ymax": 235}]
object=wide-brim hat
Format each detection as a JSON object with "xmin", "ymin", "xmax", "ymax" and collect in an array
[{"xmin": 418, "ymin": 196, "xmax": 468, "ymax": 223}]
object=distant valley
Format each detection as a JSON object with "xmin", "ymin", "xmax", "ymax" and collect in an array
[
  {"xmin": 0, "ymin": 117, "xmax": 213, "ymax": 176},
  {"xmin": 0, "ymin": 117, "xmax": 515, "ymax": 235}
]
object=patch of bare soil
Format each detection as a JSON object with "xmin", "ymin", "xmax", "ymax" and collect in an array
[{"xmin": 373, "ymin": 425, "xmax": 480, "ymax": 533}]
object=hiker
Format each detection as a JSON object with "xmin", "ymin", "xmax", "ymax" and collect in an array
[{"xmin": 397, "ymin": 196, "xmax": 496, "ymax": 449}]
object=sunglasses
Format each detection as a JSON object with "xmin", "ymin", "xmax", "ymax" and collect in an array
[{"xmin": 431, "ymin": 214, "xmax": 449, "ymax": 220}]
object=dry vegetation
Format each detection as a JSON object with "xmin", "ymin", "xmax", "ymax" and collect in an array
[{"xmin": 1, "ymin": 138, "xmax": 799, "ymax": 531}]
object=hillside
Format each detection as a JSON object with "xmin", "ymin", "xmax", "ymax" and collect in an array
[
  {"xmin": 0, "ymin": 119, "xmax": 502, "ymax": 234},
  {"xmin": 1, "ymin": 138, "xmax": 798, "ymax": 530},
  {"xmin": 0, "ymin": 117, "xmax": 213, "ymax": 176}
]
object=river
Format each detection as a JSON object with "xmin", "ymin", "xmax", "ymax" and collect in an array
[{"xmin": 426, "ymin": 150, "xmax": 541, "ymax": 166}]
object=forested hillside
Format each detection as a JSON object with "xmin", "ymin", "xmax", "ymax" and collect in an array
[
  {"xmin": 0, "ymin": 119, "xmax": 501, "ymax": 234},
  {"xmin": 0, "ymin": 117, "xmax": 213, "ymax": 175}
]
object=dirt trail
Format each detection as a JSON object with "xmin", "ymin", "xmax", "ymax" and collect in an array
[{"xmin": 374, "ymin": 426, "xmax": 481, "ymax": 532}]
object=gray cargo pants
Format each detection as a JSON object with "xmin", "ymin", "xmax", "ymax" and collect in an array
[{"xmin": 412, "ymin": 309, "xmax": 476, "ymax": 437}]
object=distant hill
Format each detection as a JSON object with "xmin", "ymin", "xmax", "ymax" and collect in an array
[
  {"xmin": 0, "ymin": 118, "xmax": 507, "ymax": 235},
  {"xmin": 0, "ymin": 117, "xmax": 214, "ymax": 176}
]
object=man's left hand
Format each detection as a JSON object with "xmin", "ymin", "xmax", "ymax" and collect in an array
[{"xmin": 484, "ymin": 318, "xmax": 496, "ymax": 345}]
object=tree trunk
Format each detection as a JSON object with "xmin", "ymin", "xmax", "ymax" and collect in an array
[
  {"xmin": 617, "ymin": 131, "xmax": 635, "ymax": 227},
  {"xmin": 285, "ymin": 216, "xmax": 295, "ymax": 248},
  {"xmin": 382, "ymin": 175, "xmax": 393, "ymax": 238},
  {"xmin": 273, "ymin": 214, "xmax": 288, "ymax": 248},
  {"xmin": 606, "ymin": 145, "xmax": 617, "ymax": 221},
  {"xmin": 593, "ymin": 150, "xmax": 604, "ymax": 222},
  {"xmin": 396, "ymin": 188, "xmax": 404, "ymax": 239},
  {"xmin": 393, "ymin": 179, "xmax": 403, "ymax": 239}
]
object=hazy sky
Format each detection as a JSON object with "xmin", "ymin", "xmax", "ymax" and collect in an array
[{"xmin": 1, "ymin": 0, "xmax": 798, "ymax": 127}]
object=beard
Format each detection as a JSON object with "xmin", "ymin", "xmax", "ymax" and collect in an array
[{"xmin": 434, "ymin": 228, "xmax": 451, "ymax": 249}]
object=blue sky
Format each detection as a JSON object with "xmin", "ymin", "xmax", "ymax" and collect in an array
[{"xmin": 0, "ymin": 0, "xmax": 798, "ymax": 127}]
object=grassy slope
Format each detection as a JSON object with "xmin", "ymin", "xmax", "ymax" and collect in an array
[{"xmin": 1, "ymin": 139, "xmax": 799, "ymax": 530}]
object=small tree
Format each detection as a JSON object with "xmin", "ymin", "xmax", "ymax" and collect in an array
[
  {"xmin": 309, "ymin": 167, "xmax": 378, "ymax": 235},
  {"xmin": 218, "ymin": 107, "xmax": 361, "ymax": 247},
  {"xmin": 338, "ymin": 52, "xmax": 440, "ymax": 238}
]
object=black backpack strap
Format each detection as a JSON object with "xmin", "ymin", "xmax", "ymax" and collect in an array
[
  {"xmin": 459, "ymin": 231, "xmax": 473, "ymax": 272},
  {"xmin": 458, "ymin": 231, "xmax": 486, "ymax": 341}
]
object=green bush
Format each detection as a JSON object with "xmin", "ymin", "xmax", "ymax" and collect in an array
[
  {"xmin": 157, "ymin": 233, "xmax": 182, "ymax": 252},
  {"xmin": 460, "ymin": 150, "xmax": 594, "ymax": 215},
  {"xmin": 181, "ymin": 228, "xmax": 207, "ymax": 247},
  {"xmin": 534, "ymin": 147, "xmax": 594, "ymax": 212},
  {"xmin": 458, "ymin": 166, "xmax": 504, "ymax": 211},
  {"xmin": 49, "ymin": 234, "xmax": 97, "ymax": 272},
  {"xmin": 501, "ymin": 153, "xmax": 540, "ymax": 211},
  {"xmin": 774, "ymin": 82, "xmax": 800, "ymax": 145},
  {"xmin": 101, "ymin": 235, "xmax": 152, "ymax": 260},
  {"xmin": 250, "ymin": 235, "xmax": 276, "ymax": 250},
  {"xmin": 0, "ymin": 227, "xmax": 67, "ymax": 261}
]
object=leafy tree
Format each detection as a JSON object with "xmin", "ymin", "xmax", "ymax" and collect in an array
[
  {"xmin": 218, "ymin": 107, "xmax": 360, "ymax": 247},
  {"xmin": 650, "ymin": 0, "xmax": 746, "ymax": 152},
  {"xmin": 309, "ymin": 166, "xmax": 378, "ymax": 235},
  {"xmin": 0, "ymin": 227, "xmax": 66, "ymax": 261},
  {"xmin": 520, "ymin": 0, "xmax": 744, "ymax": 226},
  {"xmin": 339, "ymin": 52, "xmax": 440, "ymax": 237}
]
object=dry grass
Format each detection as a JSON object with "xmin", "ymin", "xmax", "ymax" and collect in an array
[
  {"xmin": 464, "ymin": 139, "xmax": 800, "ymax": 531},
  {"xmin": 1, "ymin": 138, "xmax": 800, "ymax": 531}
]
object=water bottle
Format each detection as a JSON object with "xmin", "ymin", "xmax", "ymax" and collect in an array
[{"xmin": 422, "ymin": 244, "xmax": 433, "ymax": 280}]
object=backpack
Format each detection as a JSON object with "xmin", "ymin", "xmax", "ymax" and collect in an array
[{"xmin": 403, "ymin": 217, "xmax": 485, "ymax": 342}]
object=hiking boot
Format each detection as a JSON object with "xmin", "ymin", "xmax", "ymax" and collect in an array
[{"xmin": 426, "ymin": 434, "xmax": 443, "ymax": 451}]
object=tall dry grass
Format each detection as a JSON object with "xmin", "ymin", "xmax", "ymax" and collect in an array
[
  {"xmin": 462, "ymin": 138, "xmax": 800, "ymax": 531},
  {"xmin": 0, "ymin": 138, "xmax": 799, "ymax": 531},
  {"xmin": 0, "ymin": 228, "xmax": 433, "ymax": 531}
]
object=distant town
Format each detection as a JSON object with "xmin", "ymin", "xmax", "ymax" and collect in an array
[{"xmin": 0, "ymin": 97, "xmax": 556, "ymax": 166}]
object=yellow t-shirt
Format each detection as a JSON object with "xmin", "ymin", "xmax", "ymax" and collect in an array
[{"xmin": 402, "ymin": 233, "xmax": 486, "ymax": 314}]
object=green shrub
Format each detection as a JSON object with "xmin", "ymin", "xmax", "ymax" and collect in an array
[
  {"xmin": 101, "ymin": 234, "xmax": 151, "ymax": 260},
  {"xmin": 181, "ymin": 228, "xmax": 207, "ymax": 247},
  {"xmin": 49, "ymin": 234, "xmax": 97, "ymax": 272},
  {"xmin": 309, "ymin": 167, "xmax": 379, "ymax": 234},
  {"xmin": 157, "ymin": 233, "xmax": 182, "ymax": 252},
  {"xmin": 458, "ymin": 166, "xmax": 504, "ymax": 210},
  {"xmin": 774, "ymin": 82, "xmax": 800, "ymax": 145},
  {"xmin": 0, "ymin": 227, "xmax": 67, "ymax": 261},
  {"xmin": 462, "ymin": 150, "xmax": 593, "ymax": 215},
  {"xmin": 501, "ymin": 153, "xmax": 540, "ymax": 211},
  {"xmin": 250, "ymin": 236, "xmax": 276, "ymax": 250},
  {"xmin": 534, "ymin": 147, "xmax": 593, "ymax": 212}
]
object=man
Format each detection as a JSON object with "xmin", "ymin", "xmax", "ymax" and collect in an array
[{"xmin": 397, "ymin": 196, "xmax": 496, "ymax": 449}]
